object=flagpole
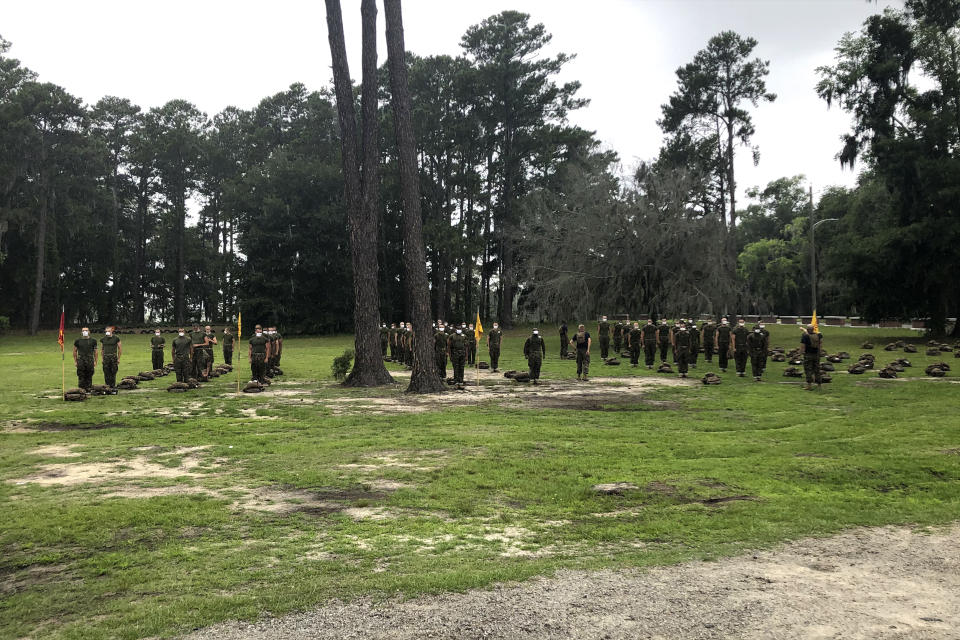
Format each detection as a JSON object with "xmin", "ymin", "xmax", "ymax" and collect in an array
[
  {"xmin": 236, "ymin": 313, "xmax": 241, "ymax": 394},
  {"xmin": 59, "ymin": 307, "xmax": 65, "ymax": 401}
]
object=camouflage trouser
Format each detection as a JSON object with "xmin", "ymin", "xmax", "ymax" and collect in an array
[
  {"xmin": 718, "ymin": 343, "xmax": 730, "ymax": 370},
  {"xmin": 630, "ymin": 344, "xmax": 641, "ymax": 365},
  {"xmin": 659, "ymin": 342, "xmax": 669, "ymax": 362},
  {"xmin": 559, "ymin": 334, "xmax": 568, "ymax": 358},
  {"xmin": 613, "ymin": 334, "xmax": 622, "ymax": 353},
  {"xmin": 251, "ymin": 353, "xmax": 267, "ymax": 383},
  {"xmin": 690, "ymin": 343, "xmax": 699, "ymax": 366},
  {"xmin": 102, "ymin": 354, "xmax": 119, "ymax": 387},
  {"xmin": 734, "ymin": 350, "xmax": 748, "ymax": 374},
  {"xmin": 803, "ymin": 355, "xmax": 821, "ymax": 384},
  {"xmin": 173, "ymin": 356, "xmax": 191, "ymax": 383},
  {"xmin": 451, "ymin": 352, "xmax": 465, "ymax": 383},
  {"xmin": 467, "ymin": 343, "xmax": 476, "ymax": 365},
  {"xmin": 435, "ymin": 352, "xmax": 447, "ymax": 379},
  {"xmin": 381, "ymin": 337, "xmax": 388, "ymax": 357},
  {"xmin": 644, "ymin": 342, "xmax": 656, "ymax": 367},
  {"xmin": 489, "ymin": 346, "xmax": 500, "ymax": 370},
  {"xmin": 151, "ymin": 350, "xmax": 164, "ymax": 370},
  {"xmin": 223, "ymin": 348, "xmax": 233, "ymax": 366},
  {"xmin": 206, "ymin": 347, "xmax": 215, "ymax": 366},
  {"xmin": 751, "ymin": 353, "xmax": 765, "ymax": 378},
  {"xmin": 704, "ymin": 343, "xmax": 715, "ymax": 362},
  {"xmin": 528, "ymin": 354, "xmax": 542, "ymax": 380},
  {"xmin": 192, "ymin": 349, "xmax": 208, "ymax": 379},
  {"xmin": 676, "ymin": 348, "xmax": 690, "ymax": 374},
  {"xmin": 576, "ymin": 350, "xmax": 590, "ymax": 377},
  {"xmin": 599, "ymin": 335, "xmax": 610, "ymax": 359},
  {"xmin": 76, "ymin": 358, "xmax": 95, "ymax": 390}
]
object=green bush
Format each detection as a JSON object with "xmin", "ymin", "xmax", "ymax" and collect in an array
[
  {"xmin": 0, "ymin": 316, "xmax": 9, "ymax": 334},
  {"xmin": 331, "ymin": 349, "xmax": 354, "ymax": 381}
]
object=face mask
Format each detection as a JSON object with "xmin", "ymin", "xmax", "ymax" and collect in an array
[
  {"xmin": 82, "ymin": 331, "xmax": 89, "ymax": 337},
  {"xmin": 178, "ymin": 332, "xmax": 185, "ymax": 337},
  {"xmin": 105, "ymin": 331, "xmax": 112, "ymax": 336},
  {"xmin": 493, "ymin": 325, "xmax": 498, "ymax": 329},
  {"xmin": 456, "ymin": 329, "xmax": 462, "ymax": 334},
  {"xmin": 533, "ymin": 331, "xmax": 539, "ymax": 335},
  {"xmin": 256, "ymin": 332, "xmax": 263, "ymax": 337},
  {"xmin": 155, "ymin": 332, "xmax": 160, "ymax": 336},
  {"xmin": 755, "ymin": 329, "xmax": 760, "ymax": 333},
  {"xmin": 739, "ymin": 323, "xmax": 745, "ymax": 327}
]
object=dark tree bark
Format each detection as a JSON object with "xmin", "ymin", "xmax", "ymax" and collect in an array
[
  {"xmin": 325, "ymin": 0, "xmax": 393, "ymax": 386},
  {"xmin": 29, "ymin": 183, "xmax": 48, "ymax": 335},
  {"xmin": 174, "ymin": 183, "xmax": 186, "ymax": 326},
  {"xmin": 385, "ymin": 0, "xmax": 444, "ymax": 393}
]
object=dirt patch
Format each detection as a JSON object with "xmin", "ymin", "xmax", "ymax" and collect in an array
[
  {"xmin": 337, "ymin": 452, "xmax": 445, "ymax": 473},
  {"xmin": 0, "ymin": 563, "xmax": 73, "ymax": 596},
  {"xmin": 239, "ymin": 408, "xmax": 279, "ymax": 420},
  {"xmin": 8, "ymin": 446, "xmax": 217, "ymax": 486},
  {"xmin": 29, "ymin": 445, "xmax": 82, "ymax": 458},
  {"xmin": 25, "ymin": 421, "xmax": 134, "ymax": 432},
  {"xmin": 184, "ymin": 523, "xmax": 960, "ymax": 640},
  {"xmin": 942, "ymin": 448, "xmax": 960, "ymax": 456}
]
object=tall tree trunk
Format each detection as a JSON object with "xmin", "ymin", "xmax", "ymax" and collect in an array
[
  {"xmin": 175, "ymin": 186, "xmax": 186, "ymax": 326},
  {"xmin": 107, "ymin": 174, "xmax": 120, "ymax": 322},
  {"xmin": 385, "ymin": 0, "xmax": 444, "ymax": 393},
  {"xmin": 29, "ymin": 185, "xmax": 49, "ymax": 335},
  {"xmin": 134, "ymin": 174, "xmax": 148, "ymax": 323},
  {"xmin": 326, "ymin": 0, "xmax": 393, "ymax": 386}
]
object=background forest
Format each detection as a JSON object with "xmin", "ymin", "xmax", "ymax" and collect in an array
[{"xmin": 1, "ymin": 2, "xmax": 958, "ymax": 334}]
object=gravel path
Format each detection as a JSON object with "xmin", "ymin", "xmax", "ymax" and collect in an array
[{"xmin": 184, "ymin": 523, "xmax": 960, "ymax": 640}]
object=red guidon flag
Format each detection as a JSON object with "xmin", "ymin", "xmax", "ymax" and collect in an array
[{"xmin": 58, "ymin": 310, "xmax": 65, "ymax": 351}]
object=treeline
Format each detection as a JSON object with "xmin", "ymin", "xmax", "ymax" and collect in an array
[{"xmin": 1, "ymin": 3, "xmax": 958, "ymax": 335}]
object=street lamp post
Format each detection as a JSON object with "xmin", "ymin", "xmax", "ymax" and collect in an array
[{"xmin": 809, "ymin": 187, "xmax": 838, "ymax": 317}]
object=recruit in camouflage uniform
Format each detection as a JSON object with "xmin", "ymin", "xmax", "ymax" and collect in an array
[
  {"xmin": 487, "ymin": 322, "xmax": 502, "ymax": 372},
  {"xmin": 701, "ymin": 319, "xmax": 717, "ymax": 362},
  {"xmin": 628, "ymin": 322, "xmax": 643, "ymax": 367},
  {"xmin": 203, "ymin": 325, "xmax": 218, "ymax": 378},
  {"xmin": 758, "ymin": 321, "xmax": 770, "ymax": 374},
  {"xmin": 800, "ymin": 324, "xmax": 824, "ymax": 390},
  {"xmin": 248, "ymin": 324, "xmax": 271, "ymax": 383},
  {"xmin": 150, "ymin": 328, "xmax": 165, "ymax": 370},
  {"xmin": 190, "ymin": 325, "xmax": 208, "ymax": 380},
  {"xmin": 222, "ymin": 327, "xmax": 235, "ymax": 366},
  {"xmin": 656, "ymin": 319, "xmax": 671, "ymax": 362},
  {"xmin": 171, "ymin": 328, "xmax": 193, "ymax": 383},
  {"xmin": 447, "ymin": 327, "xmax": 467, "ymax": 384},
  {"xmin": 388, "ymin": 323, "xmax": 398, "ymax": 360},
  {"xmin": 523, "ymin": 328, "xmax": 547, "ymax": 384},
  {"xmin": 641, "ymin": 319, "xmax": 658, "ymax": 368},
  {"xmin": 571, "ymin": 324, "xmax": 591, "ymax": 381},
  {"xmin": 688, "ymin": 318, "xmax": 700, "ymax": 369},
  {"xmin": 100, "ymin": 326, "xmax": 122, "ymax": 388},
  {"xmin": 434, "ymin": 323, "xmax": 448, "ymax": 379},
  {"xmin": 613, "ymin": 320, "xmax": 624, "ymax": 354},
  {"xmin": 73, "ymin": 327, "xmax": 98, "ymax": 390},
  {"xmin": 731, "ymin": 319, "xmax": 750, "ymax": 377},
  {"xmin": 747, "ymin": 323, "xmax": 769, "ymax": 381},
  {"xmin": 559, "ymin": 321, "xmax": 569, "ymax": 358},
  {"xmin": 597, "ymin": 316, "xmax": 611, "ymax": 359},
  {"xmin": 672, "ymin": 320, "xmax": 692, "ymax": 378},
  {"xmin": 466, "ymin": 324, "xmax": 477, "ymax": 365},
  {"xmin": 715, "ymin": 318, "xmax": 732, "ymax": 372},
  {"xmin": 380, "ymin": 323, "xmax": 389, "ymax": 357}
]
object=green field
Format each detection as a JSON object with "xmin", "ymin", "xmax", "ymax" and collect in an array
[{"xmin": 1, "ymin": 325, "xmax": 959, "ymax": 639}]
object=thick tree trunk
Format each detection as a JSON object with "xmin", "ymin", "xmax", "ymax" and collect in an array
[
  {"xmin": 29, "ymin": 186, "xmax": 49, "ymax": 335},
  {"xmin": 326, "ymin": 0, "xmax": 393, "ymax": 387},
  {"xmin": 175, "ymin": 187, "xmax": 186, "ymax": 326},
  {"xmin": 385, "ymin": 0, "xmax": 444, "ymax": 393},
  {"xmin": 108, "ymin": 177, "xmax": 120, "ymax": 322}
]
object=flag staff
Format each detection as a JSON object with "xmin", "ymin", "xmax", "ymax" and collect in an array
[
  {"xmin": 58, "ymin": 307, "xmax": 65, "ymax": 401},
  {"xmin": 236, "ymin": 311, "xmax": 242, "ymax": 394}
]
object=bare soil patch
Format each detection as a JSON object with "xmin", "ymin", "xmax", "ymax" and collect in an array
[
  {"xmin": 8, "ymin": 446, "xmax": 217, "ymax": 486},
  {"xmin": 184, "ymin": 523, "xmax": 960, "ymax": 640}
]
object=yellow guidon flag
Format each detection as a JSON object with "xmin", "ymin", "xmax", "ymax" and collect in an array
[
  {"xmin": 237, "ymin": 311, "xmax": 242, "ymax": 339},
  {"xmin": 474, "ymin": 310, "xmax": 483, "ymax": 343},
  {"xmin": 811, "ymin": 310, "xmax": 820, "ymax": 334}
]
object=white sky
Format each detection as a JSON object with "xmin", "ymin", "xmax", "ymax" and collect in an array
[{"xmin": 3, "ymin": 0, "xmax": 902, "ymax": 202}]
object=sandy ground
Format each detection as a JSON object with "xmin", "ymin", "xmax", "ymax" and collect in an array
[{"xmin": 183, "ymin": 523, "xmax": 960, "ymax": 640}]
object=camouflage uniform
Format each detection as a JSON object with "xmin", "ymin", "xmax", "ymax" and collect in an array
[
  {"xmin": 487, "ymin": 327, "xmax": 502, "ymax": 371},
  {"xmin": 248, "ymin": 333, "xmax": 269, "ymax": 383},
  {"xmin": 573, "ymin": 331, "xmax": 591, "ymax": 379},
  {"xmin": 613, "ymin": 321, "xmax": 624, "ymax": 353},
  {"xmin": 171, "ymin": 334, "xmax": 193, "ymax": 383},
  {"xmin": 628, "ymin": 325, "xmax": 643, "ymax": 366},
  {"xmin": 448, "ymin": 332, "xmax": 467, "ymax": 384},
  {"xmin": 100, "ymin": 334, "xmax": 121, "ymax": 388},
  {"xmin": 747, "ymin": 328, "xmax": 768, "ymax": 379},
  {"xmin": 802, "ymin": 331, "xmax": 823, "ymax": 386},
  {"xmin": 523, "ymin": 332, "xmax": 546, "ymax": 381},
  {"xmin": 434, "ymin": 329, "xmax": 448, "ymax": 379},
  {"xmin": 642, "ymin": 322, "xmax": 658, "ymax": 367},
  {"xmin": 716, "ymin": 323, "xmax": 732, "ymax": 371},
  {"xmin": 74, "ymin": 336, "xmax": 98, "ymax": 390},
  {"xmin": 673, "ymin": 326, "xmax": 692, "ymax": 376},
  {"xmin": 191, "ymin": 330, "xmax": 208, "ymax": 379},
  {"xmin": 222, "ymin": 331, "xmax": 235, "ymax": 366},
  {"xmin": 701, "ymin": 322, "xmax": 717, "ymax": 362},
  {"xmin": 150, "ymin": 334, "xmax": 165, "ymax": 370},
  {"xmin": 380, "ymin": 325, "xmax": 389, "ymax": 357},
  {"xmin": 657, "ymin": 322, "xmax": 671, "ymax": 362},
  {"xmin": 598, "ymin": 319, "xmax": 611, "ymax": 359},
  {"xmin": 559, "ymin": 323, "xmax": 569, "ymax": 358},
  {"xmin": 732, "ymin": 324, "xmax": 750, "ymax": 376}
]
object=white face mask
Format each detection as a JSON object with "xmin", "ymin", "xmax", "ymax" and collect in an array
[
  {"xmin": 456, "ymin": 329, "xmax": 462, "ymax": 334},
  {"xmin": 82, "ymin": 331, "xmax": 89, "ymax": 337},
  {"xmin": 155, "ymin": 332, "xmax": 160, "ymax": 336},
  {"xmin": 105, "ymin": 331, "xmax": 112, "ymax": 336},
  {"xmin": 739, "ymin": 323, "xmax": 745, "ymax": 327},
  {"xmin": 755, "ymin": 329, "xmax": 761, "ymax": 333},
  {"xmin": 256, "ymin": 332, "xmax": 263, "ymax": 337},
  {"xmin": 178, "ymin": 332, "xmax": 185, "ymax": 337},
  {"xmin": 493, "ymin": 325, "xmax": 498, "ymax": 330},
  {"xmin": 533, "ymin": 331, "xmax": 539, "ymax": 335}
]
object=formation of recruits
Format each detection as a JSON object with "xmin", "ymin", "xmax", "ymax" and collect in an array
[
  {"xmin": 575, "ymin": 316, "xmax": 773, "ymax": 380},
  {"xmin": 71, "ymin": 324, "xmax": 284, "ymax": 391},
  {"xmin": 379, "ymin": 321, "xmax": 503, "ymax": 385}
]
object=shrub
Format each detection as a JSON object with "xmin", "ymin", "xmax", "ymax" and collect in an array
[{"xmin": 331, "ymin": 349, "xmax": 354, "ymax": 381}]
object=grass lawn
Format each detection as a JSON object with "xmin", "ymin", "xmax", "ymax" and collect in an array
[{"xmin": 1, "ymin": 324, "xmax": 958, "ymax": 639}]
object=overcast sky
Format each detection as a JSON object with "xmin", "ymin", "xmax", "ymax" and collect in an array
[{"xmin": 4, "ymin": 0, "xmax": 902, "ymax": 202}]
